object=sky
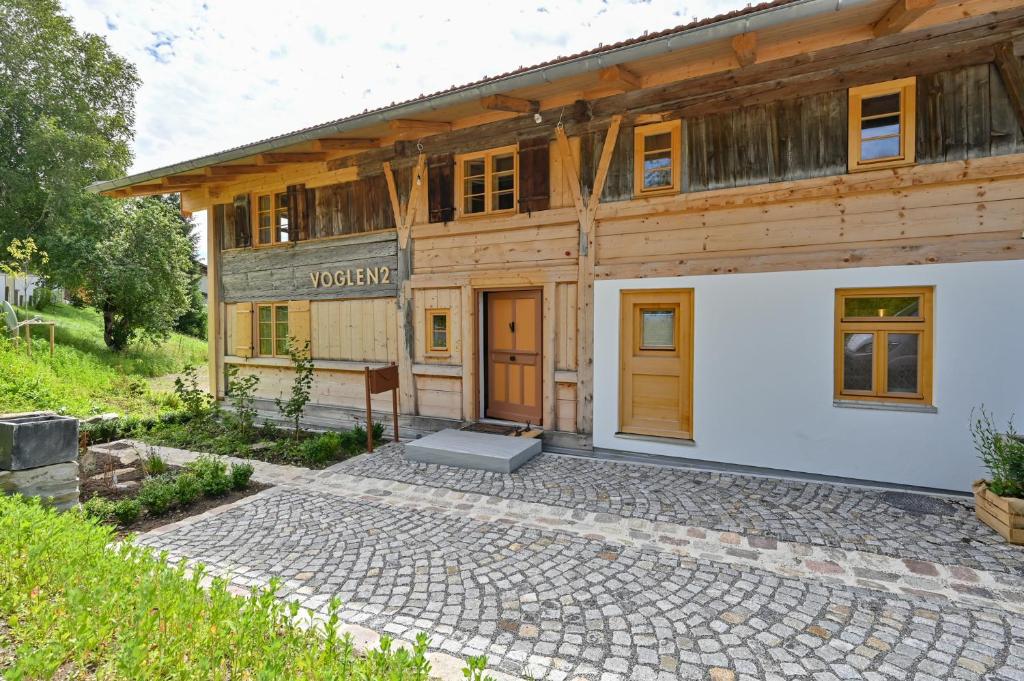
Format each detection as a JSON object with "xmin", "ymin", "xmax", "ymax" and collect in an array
[{"xmin": 60, "ymin": 0, "xmax": 750, "ymax": 261}]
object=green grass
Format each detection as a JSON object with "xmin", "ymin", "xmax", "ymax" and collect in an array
[
  {"xmin": 1, "ymin": 302, "xmax": 207, "ymax": 418},
  {"xmin": 0, "ymin": 495, "xmax": 456, "ymax": 680}
]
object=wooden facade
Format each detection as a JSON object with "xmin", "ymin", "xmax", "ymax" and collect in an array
[{"xmin": 97, "ymin": 0, "xmax": 1024, "ymax": 456}]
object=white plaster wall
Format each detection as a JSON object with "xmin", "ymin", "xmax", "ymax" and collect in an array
[{"xmin": 593, "ymin": 260, "xmax": 1024, "ymax": 492}]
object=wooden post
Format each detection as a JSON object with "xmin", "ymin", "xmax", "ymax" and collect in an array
[
  {"xmin": 994, "ymin": 41, "xmax": 1024, "ymax": 134},
  {"xmin": 364, "ymin": 366, "xmax": 374, "ymax": 453},
  {"xmin": 392, "ymin": 375, "xmax": 400, "ymax": 443}
]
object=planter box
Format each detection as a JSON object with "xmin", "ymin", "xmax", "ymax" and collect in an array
[
  {"xmin": 0, "ymin": 412, "xmax": 79, "ymax": 471},
  {"xmin": 973, "ymin": 480, "xmax": 1024, "ymax": 545}
]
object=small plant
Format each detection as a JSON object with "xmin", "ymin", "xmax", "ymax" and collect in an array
[
  {"xmin": 229, "ymin": 462, "xmax": 254, "ymax": 491},
  {"xmin": 972, "ymin": 407, "xmax": 1024, "ymax": 498},
  {"xmin": 174, "ymin": 471, "xmax": 202, "ymax": 505},
  {"xmin": 225, "ymin": 365, "xmax": 260, "ymax": 440},
  {"xmin": 82, "ymin": 496, "xmax": 115, "ymax": 522},
  {"xmin": 463, "ymin": 655, "xmax": 496, "ymax": 681},
  {"xmin": 187, "ymin": 454, "xmax": 232, "ymax": 497},
  {"xmin": 173, "ymin": 364, "xmax": 213, "ymax": 417},
  {"xmin": 144, "ymin": 449, "xmax": 168, "ymax": 476},
  {"xmin": 298, "ymin": 432, "xmax": 343, "ymax": 467},
  {"xmin": 276, "ymin": 338, "xmax": 314, "ymax": 440},
  {"xmin": 137, "ymin": 476, "xmax": 177, "ymax": 516},
  {"xmin": 112, "ymin": 498, "xmax": 141, "ymax": 526}
]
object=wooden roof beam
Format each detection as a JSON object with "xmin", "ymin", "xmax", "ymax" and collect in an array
[
  {"xmin": 313, "ymin": 138, "xmax": 381, "ymax": 151},
  {"xmin": 480, "ymin": 94, "xmax": 539, "ymax": 114},
  {"xmin": 873, "ymin": 0, "xmax": 936, "ymax": 37},
  {"xmin": 598, "ymin": 65, "xmax": 642, "ymax": 92},
  {"xmin": 205, "ymin": 164, "xmax": 284, "ymax": 176},
  {"xmin": 994, "ymin": 41, "xmax": 1024, "ymax": 134},
  {"xmin": 259, "ymin": 151, "xmax": 328, "ymax": 164},
  {"xmin": 162, "ymin": 174, "xmax": 212, "ymax": 188},
  {"xmin": 731, "ymin": 32, "xmax": 758, "ymax": 67},
  {"xmin": 388, "ymin": 119, "xmax": 452, "ymax": 135}
]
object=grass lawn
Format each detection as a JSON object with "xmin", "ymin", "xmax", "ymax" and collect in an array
[{"xmin": 1, "ymin": 302, "xmax": 207, "ymax": 418}]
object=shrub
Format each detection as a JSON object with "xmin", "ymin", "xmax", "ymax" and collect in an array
[
  {"xmin": 174, "ymin": 471, "xmax": 202, "ymax": 505},
  {"xmin": 275, "ymin": 339, "xmax": 313, "ymax": 440},
  {"xmin": 230, "ymin": 462, "xmax": 254, "ymax": 491},
  {"xmin": 225, "ymin": 365, "xmax": 259, "ymax": 440},
  {"xmin": 174, "ymin": 363, "xmax": 213, "ymax": 417},
  {"xmin": 144, "ymin": 450, "xmax": 168, "ymax": 475},
  {"xmin": 112, "ymin": 498, "xmax": 141, "ymax": 525},
  {"xmin": 82, "ymin": 496, "xmax": 115, "ymax": 522},
  {"xmin": 972, "ymin": 407, "xmax": 1024, "ymax": 498},
  {"xmin": 299, "ymin": 432, "xmax": 343, "ymax": 467},
  {"xmin": 187, "ymin": 454, "xmax": 233, "ymax": 497},
  {"xmin": 0, "ymin": 495, "xmax": 450, "ymax": 679},
  {"xmin": 137, "ymin": 476, "xmax": 177, "ymax": 516}
]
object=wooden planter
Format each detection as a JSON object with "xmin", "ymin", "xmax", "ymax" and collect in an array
[{"xmin": 973, "ymin": 480, "xmax": 1024, "ymax": 545}]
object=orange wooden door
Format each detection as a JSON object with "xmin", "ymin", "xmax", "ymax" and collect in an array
[
  {"xmin": 486, "ymin": 290, "xmax": 542, "ymax": 424},
  {"xmin": 620, "ymin": 289, "xmax": 693, "ymax": 439}
]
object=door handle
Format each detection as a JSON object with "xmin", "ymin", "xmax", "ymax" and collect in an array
[{"xmin": 509, "ymin": 321, "xmax": 515, "ymax": 333}]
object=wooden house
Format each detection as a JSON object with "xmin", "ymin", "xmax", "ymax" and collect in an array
[{"xmin": 91, "ymin": 0, "xmax": 1024, "ymax": 491}]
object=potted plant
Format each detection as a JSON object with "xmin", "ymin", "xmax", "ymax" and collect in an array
[{"xmin": 971, "ymin": 407, "xmax": 1024, "ymax": 544}]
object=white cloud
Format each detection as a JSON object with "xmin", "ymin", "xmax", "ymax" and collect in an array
[{"xmin": 60, "ymin": 0, "xmax": 750, "ymax": 262}]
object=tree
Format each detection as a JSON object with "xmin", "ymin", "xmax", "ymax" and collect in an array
[
  {"xmin": 0, "ymin": 0, "xmax": 139, "ymax": 257},
  {"xmin": 82, "ymin": 198, "xmax": 193, "ymax": 350}
]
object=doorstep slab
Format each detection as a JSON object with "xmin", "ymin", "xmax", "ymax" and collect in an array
[{"xmin": 404, "ymin": 429, "xmax": 541, "ymax": 473}]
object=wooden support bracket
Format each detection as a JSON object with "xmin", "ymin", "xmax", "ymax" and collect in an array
[
  {"xmin": 206, "ymin": 164, "xmax": 283, "ymax": 176},
  {"xmin": 994, "ymin": 41, "xmax": 1024, "ymax": 135},
  {"xmin": 388, "ymin": 119, "xmax": 452, "ymax": 136},
  {"xmin": 313, "ymin": 138, "xmax": 381, "ymax": 151},
  {"xmin": 731, "ymin": 32, "xmax": 758, "ymax": 67},
  {"xmin": 598, "ymin": 65, "xmax": 642, "ymax": 92},
  {"xmin": 259, "ymin": 151, "xmax": 328, "ymax": 164},
  {"xmin": 480, "ymin": 94, "xmax": 540, "ymax": 114},
  {"xmin": 873, "ymin": 0, "xmax": 936, "ymax": 37}
]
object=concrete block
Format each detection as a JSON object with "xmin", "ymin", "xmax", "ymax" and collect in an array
[
  {"xmin": 0, "ymin": 413, "xmax": 79, "ymax": 471},
  {"xmin": 0, "ymin": 461, "xmax": 79, "ymax": 510},
  {"xmin": 405, "ymin": 429, "xmax": 541, "ymax": 473}
]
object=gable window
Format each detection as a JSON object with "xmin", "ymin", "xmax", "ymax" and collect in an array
[
  {"xmin": 255, "ymin": 192, "xmax": 290, "ymax": 245},
  {"xmin": 256, "ymin": 303, "xmax": 290, "ymax": 356},
  {"xmin": 834, "ymin": 286, "xmax": 933, "ymax": 406},
  {"xmin": 426, "ymin": 308, "xmax": 450, "ymax": 354},
  {"xmin": 633, "ymin": 120, "xmax": 681, "ymax": 196},
  {"xmin": 848, "ymin": 78, "xmax": 916, "ymax": 172},
  {"xmin": 456, "ymin": 146, "xmax": 517, "ymax": 217}
]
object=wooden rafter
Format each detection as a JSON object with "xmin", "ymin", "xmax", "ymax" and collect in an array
[
  {"xmin": 313, "ymin": 138, "xmax": 380, "ymax": 151},
  {"xmin": 206, "ymin": 164, "xmax": 283, "ymax": 176},
  {"xmin": 598, "ymin": 65, "xmax": 642, "ymax": 92},
  {"xmin": 873, "ymin": 0, "xmax": 936, "ymax": 37},
  {"xmin": 161, "ymin": 174, "xmax": 210, "ymax": 187},
  {"xmin": 382, "ymin": 154, "xmax": 427, "ymax": 248},
  {"xmin": 480, "ymin": 94, "xmax": 539, "ymax": 114},
  {"xmin": 994, "ymin": 41, "xmax": 1024, "ymax": 134},
  {"xmin": 388, "ymin": 119, "xmax": 452, "ymax": 135},
  {"xmin": 731, "ymin": 32, "xmax": 758, "ymax": 67},
  {"xmin": 259, "ymin": 151, "xmax": 328, "ymax": 164}
]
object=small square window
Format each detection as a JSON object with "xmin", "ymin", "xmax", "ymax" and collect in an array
[
  {"xmin": 426, "ymin": 309, "xmax": 450, "ymax": 354},
  {"xmin": 640, "ymin": 309, "xmax": 675, "ymax": 350},
  {"xmin": 848, "ymin": 78, "xmax": 916, "ymax": 172},
  {"xmin": 633, "ymin": 121, "xmax": 681, "ymax": 196}
]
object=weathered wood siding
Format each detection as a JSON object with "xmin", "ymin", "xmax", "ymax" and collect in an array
[
  {"xmin": 415, "ymin": 374, "xmax": 462, "ymax": 420},
  {"xmin": 311, "ymin": 298, "xmax": 398, "ymax": 362},
  {"xmin": 556, "ymin": 382, "xmax": 577, "ymax": 433},
  {"xmin": 413, "ymin": 288, "xmax": 462, "ymax": 365},
  {"xmin": 221, "ymin": 231, "xmax": 399, "ymax": 303},
  {"xmin": 310, "ymin": 175, "xmax": 395, "ymax": 239},
  {"xmin": 555, "ymin": 282, "xmax": 577, "ymax": 371},
  {"xmin": 231, "ymin": 365, "xmax": 395, "ymax": 411}
]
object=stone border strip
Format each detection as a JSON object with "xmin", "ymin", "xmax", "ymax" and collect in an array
[
  {"xmin": 306, "ymin": 470, "xmax": 1024, "ymax": 614},
  {"xmin": 126, "ymin": 441, "xmax": 1024, "ymax": 612}
]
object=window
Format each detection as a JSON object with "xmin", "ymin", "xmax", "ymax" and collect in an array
[
  {"xmin": 456, "ymin": 146, "xmax": 517, "ymax": 217},
  {"xmin": 633, "ymin": 121, "xmax": 681, "ymax": 196},
  {"xmin": 256, "ymin": 303, "xmax": 290, "ymax": 356},
  {"xmin": 426, "ymin": 309, "xmax": 449, "ymax": 354},
  {"xmin": 255, "ymin": 191, "xmax": 289, "ymax": 245},
  {"xmin": 848, "ymin": 78, "xmax": 916, "ymax": 172},
  {"xmin": 834, "ymin": 286, "xmax": 933, "ymax": 405}
]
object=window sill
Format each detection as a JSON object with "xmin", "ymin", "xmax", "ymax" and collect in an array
[
  {"xmin": 847, "ymin": 158, "xmax": 914, "ymax": 173},
  {"xmin": 614, "ymin": 431, "xmax": 696, "ymax": 446},
  {"xmin": 833, "ymin": 399, "xmax": 936, "ymax": 414}
]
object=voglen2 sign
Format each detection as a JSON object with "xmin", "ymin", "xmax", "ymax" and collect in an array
[{"xmin": 309, "ymin": 266, "xmax": 392, "ymax": 289}]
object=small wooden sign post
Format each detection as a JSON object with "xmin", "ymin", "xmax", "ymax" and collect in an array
[{"xmin": 364, "ymin": 363, "xmax": 400, "ymax": 453}]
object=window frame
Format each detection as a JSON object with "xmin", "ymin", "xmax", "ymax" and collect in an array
[
  {"xmin": 454, "ymin": 145, "xmax": 519, "ymax": 218},
  {"xmin": 633, "ymin": 120, "xmax": 682, "ymax": 197},
  {"xmin": 255, "ymin": 302, "xmax": 291, "ymax": 357},
  {"xmin": 425, "ymin": 308, "xmax": 450, "ymax": 355},
  {"xmin": 253, "ymin": 190, "xmax": 290, "ymax": 247},
  {"xmin": 848, "ymin": 77, "xmax": 916, "ymax": 173},
  {"xmin": 834, "ymin": 286, "xmax": 933, "ymax": 406}
]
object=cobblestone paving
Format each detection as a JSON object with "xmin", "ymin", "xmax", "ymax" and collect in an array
[
  {"xmin": 337, "ymin": 445, "xmax": 1024, "ymax": 576},
  {"xmin": 140, "ymin": 488, "xmax": 1024, "ymax": 681}
]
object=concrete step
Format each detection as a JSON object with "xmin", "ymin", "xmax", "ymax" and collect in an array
[{"xmin": 405, "ymin": 429, "xmax": 541, "ymax": 473}]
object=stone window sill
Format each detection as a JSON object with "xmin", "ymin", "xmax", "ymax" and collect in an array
[{"xmin": 833, "ymin": 399, "xmax": 937, "ymax": 414}]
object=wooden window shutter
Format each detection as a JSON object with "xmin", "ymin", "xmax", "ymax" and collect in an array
[
  {"xmin": 233, "ymin": 194, "xmax": 252, "ymax": 248},
  {"xmin": 518, "ymin": 137, "xmax": 550, "ymax": 213},
  {"xmin": 287, "ymin": 184, "xmax": 311, "ymax": 241},
  {"xmin": 214, "ymin": 203, "xmax": 229, "ymax": 250},
  {"xmin": 234, "ymin": 302, "xmax": 253, "ymax": 358},
  {"xmin": 427, "ymin": 153, "xmax": 455, "ymax": 223},
  {"xmin": 287, "ymin": 300, "xmax": 311, "ymax": 352}
]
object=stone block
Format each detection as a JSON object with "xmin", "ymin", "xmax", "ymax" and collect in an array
[
  {"xmin": 405, "ymin": 429, "xmax": 541, "ymax": 473},
  {"xmin": 0, "ymin": 461, "xmax": 80, "ymax": 510},
  {"xmin": 0, "ymin": 413, "xmax": 79, "ymax": 470}
]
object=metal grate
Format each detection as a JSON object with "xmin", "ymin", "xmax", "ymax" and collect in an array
[
  {"xmin": 880, "ymin": 491, "xmax": 958, "ymax": 517},
  {"xmin": 460, "ymin": 422, "xmax": 519, "ymax": 436}
]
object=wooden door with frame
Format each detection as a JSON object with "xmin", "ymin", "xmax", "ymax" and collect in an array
[{"xmin": 485, "ymin": 289, "xmax": 543, "ymax": 424}]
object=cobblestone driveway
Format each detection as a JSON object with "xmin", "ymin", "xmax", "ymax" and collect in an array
[{"xmin": 136, "ymin": 444, "xmax": 1024, "ymax": 680}]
